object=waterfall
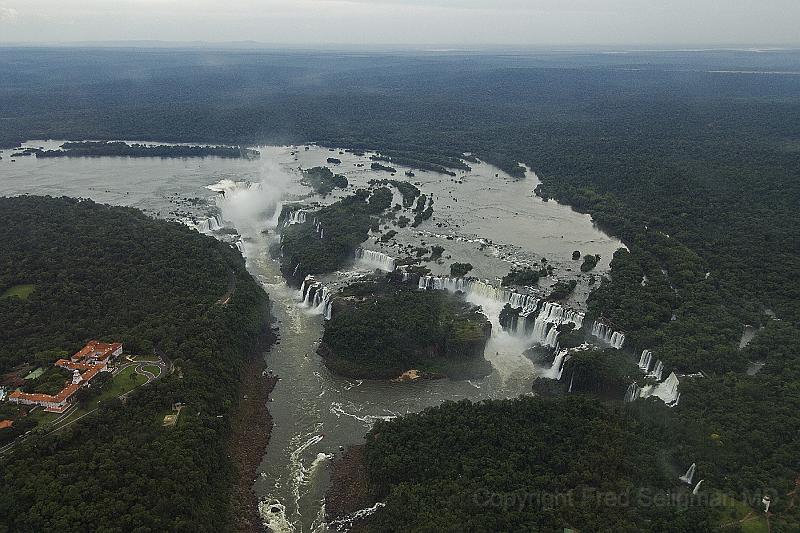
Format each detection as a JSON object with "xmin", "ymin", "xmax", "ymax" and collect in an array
[
  {"xmin": 679, "ymin": 463, "xmax": 696, "ymax": 485},
  {"xmin": 610, "ymin": 331, "xmax": 625, "ymax": 349},
  {"xmin": 544, "ymin": 349, "xmax": 569, "ymax": 380},
  {"xmin": 637, "ymin": 371, "xmax": 681, "ymax": 407},
  {"xmin": 545, "ymin": 326, "xmax": 560, "ymax": 346},
  {"xmin": 418, "ymin": 276, "xmax": 541, "ymax": 312},
  {"xmin": 299, "ymin": 276, "xmax": 315, "ymax": 306},
  {"xmin": 528, "ymin": 302, "xmax": 582, "ymax": 347},
  {"xmin": 313, "ymin": 220, "xmax": 324, "ymax": 239},
  {"xmin": 591, "ymin": 320, "xmax": 625, "ymax": 349},
  {"xmin": 638, "ymin": 351, "xmax": 664, "ymax": 381},
  {"xmin": 638, "ymin": 350, "xmax": 653, "ymax": 372},
  {"xmin": 418, "ymin": 275, "xmax": 584, "ymax": 348},
  {"xmin": 692, "ymin": 480, "xmax": 704, "ymax": 495},
  {"xmin": 235, "ymin": 240, "xmax": 245, "ymax": 254},
  {"xmin": 655, "ymin": 372, "xmax": 680, "ymax": 406},
  {"xmin": 568, "ymin": 371, "xmax": 574, "ymax": 392},
  {"xmin": 283, "ymin": 208, "xmax": 308, "ymax": 227},
  {"xmin": 355, "ymin": 248, "xmax": 397, "ymax": 272},
  {"xmin": 192, "ymin": 214, "xmax": 222, "ymax": 234},
  {"xmin": 298, "ymin": 276, "xmax": 333, "ymax": 319},
  {"xmin": 648, "ymin": 360, "xmax": 664, "ymax": 381},
  {"xmin": 624, "ymin": 382, "xmax": 641, "ymax": 403}
]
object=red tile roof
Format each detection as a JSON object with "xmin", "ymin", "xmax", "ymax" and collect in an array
[
  {"xmin": 9, "ymin": 340, "xmax": 120, "ymax": 408},
  {"xmin": 55, "ymin": 360, "xmax": 97, "ymax": 371},
  {"xmin": 9, "ymin": 383, "xmax": 80, "ymax": 405},
  {"xmin": 72, "ymin": 340, "xmax": 122, "ymax": 364},
  {"xmin": 0, "ymin": 420, "xmax": 13, "ymax": 429}
]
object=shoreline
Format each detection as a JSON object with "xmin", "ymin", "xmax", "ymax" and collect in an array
[
  {"xmin": 229, "ymin": 328, "xmax": 279, "ymax": 533},
  {"xmin": 325, "ymin": 444, "xmax": 378, "ymax": 530}
]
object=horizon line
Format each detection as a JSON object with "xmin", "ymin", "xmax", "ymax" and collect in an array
[{"xmin": 1, "ymin": 40, "xmax": 799, "ymax": 52}]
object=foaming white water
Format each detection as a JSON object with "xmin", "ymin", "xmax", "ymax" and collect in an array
[
  {"xmin": 354, "ymin": 248, "xmax": 396, "ymax": 272},
  {"xmin": 625, "ymin": 371, "xmax": 681, "ymax": 407},
  {"xmin": 591, "ymin": 320, "xmax": 625, "ymax": 349},
  {"xmin": 342, "ymin": 379, "xmax": 363, "ymax": 391},
  {"xmin": 483, "ymin": 327, "xmax": 539, "ymax": 383},
  {"xmin": 275, "ymin": 430, "xmax": 326, "ymax": 527},
  {"xmin": 210, "ymin": 158, "xmax": 292, "ymax": 243},
  {"xmin": 298, "ymin": 276, "xmax": 333, "ymax": 319},
  {"xmin": 544, "ymin": 348, "xmax": 569, "ymax": 380},
  {"xmin": 330, "ymin": 402, "xmax": 398, "ymax": 428},
  {"xmin": 259, "ymin": 500, "xmax": 295, "ymax": 533},
  {"xmin": 418, "ymin": 275, "xmax": 583, "ymax": 350},
  {"xmin": 639, "ymin": 350, "xmax": 665, "ymax": 381},
  {"xmin": 422, "ymin": 279, "xmax": 539, "ymax": 383},
  {"xmin": 327, "ymin": 502, "xmax": 387, "ymax": 532}
]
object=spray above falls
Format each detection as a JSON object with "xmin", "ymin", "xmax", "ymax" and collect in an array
[{"xmin": 207, "ymin": 158, "xmax": 292, "ymax": 238}]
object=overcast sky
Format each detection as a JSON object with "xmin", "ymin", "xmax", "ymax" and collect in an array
[{"xmin": 1, "ymin": 0, "xmax": 798, "ymax": 46}]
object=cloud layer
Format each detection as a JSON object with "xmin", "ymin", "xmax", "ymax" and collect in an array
[{"xmin": 0, "ymin": 0, "xmax": 798, "ymax": 45}]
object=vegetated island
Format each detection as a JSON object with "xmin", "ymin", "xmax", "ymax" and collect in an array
[
  {"xmin": 301, "ymin": 166, "xmax": 348, "ymax": 195},
  {"xmin": 367, "ymin": 179, "xmax": 420, "ymax": 208},
  {"xmin": 29, "ymin": 140, "xmax": 260, "ymax": 159},
  {"xmin": 318, "ymin": 279, "xmax": 492, "ymax": 380},
  {"xmin": 370, "ymin": 150, "xmax": 471, "ymax": 176},
  {"xmin": 278, "ymin": 188, "xmax": 393, "ymax": 285},
  {"xmin": 370, "ymin": 162, "xmax": 397, "ymax": 173},
  {"xmin": 0, "ymin": 196, "xmax": 275, "ymax": 531}
]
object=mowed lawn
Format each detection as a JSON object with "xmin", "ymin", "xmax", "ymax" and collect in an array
[
  {"xmin": 52, "ymin": 366, "xmax": 149, "ymax": 428},
  {"xmin": 140, "ymin": 364, "xmax": 162, "ymax": 377},
  {"xmin": 104, "ymin": 365, "xmax": 148, "ymax": 398},
  {"xmin": 1, "ymin": 284, "xmax": 35, "ymax": 300}
]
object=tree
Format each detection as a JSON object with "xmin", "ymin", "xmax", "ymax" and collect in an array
[{"xmin": 449, "ymin": 263, "xmax": 473, "ymax": 277}]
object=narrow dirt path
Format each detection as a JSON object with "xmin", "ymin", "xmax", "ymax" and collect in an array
[{"xmin": 217, "ymin": 269, "xmax": 236, "ymax": 305}]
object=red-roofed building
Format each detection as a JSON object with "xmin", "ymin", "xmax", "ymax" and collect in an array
[
  {"xmin": 0, "ymin": 419, "xmax": 13, "ymax": 429},
  {"xmin": 71, "ymin": 340, "xmax": 122, "ymax": 366},
  {"xmin": 7, "ymin": 340, "xmax": 122, "ymax": 413}
]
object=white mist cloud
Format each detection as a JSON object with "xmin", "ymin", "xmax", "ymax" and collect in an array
[
  {"xmin": 0, "ymin": 6, "xmax": 19, "ymax": 22},
  {"xmin": 210, "ymin": 158, "xmax": 292, "ymax": 240}
]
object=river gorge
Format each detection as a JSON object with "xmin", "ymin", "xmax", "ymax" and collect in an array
[{"xmin": 0, "ymin": 141, "xmax": 625, "ymax": 532}]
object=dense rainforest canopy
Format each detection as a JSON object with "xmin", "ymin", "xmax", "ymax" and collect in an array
[
  {"xmin": 362, "ymin": 396, "xmax": 716, "ymax": 532},
  {"xmin": 320, "ymin": 279, "xmax": 491, "ymax": 379},
  {"xmin": 0, "ymin": 196, "xmax": 272, "ymax": 532}
]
